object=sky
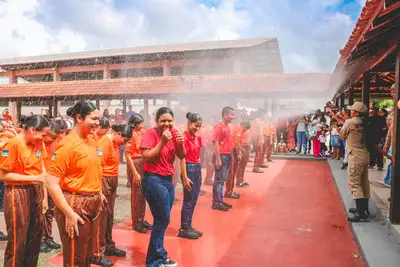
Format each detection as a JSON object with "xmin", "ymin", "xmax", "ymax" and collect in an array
[{"xmin": 0, "ymin": 0, "xmax": 366, "ymax": 73}]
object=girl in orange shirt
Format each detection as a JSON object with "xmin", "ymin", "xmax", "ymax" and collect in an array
[
  {"xmin": 92, "ymin": 124, "xmax": 132, "ymax": 267},
  {"xmin": 0, "ymin": 115, "xmax": 49, "ymax": 267},
  {"xmin": 46, "ymin": 101, "xmax": 104, "ymax": 267},
  {"xmin": 126, "ymin": 113, "xmax": 153, "ymax": 234},
  {"xmin": 40, "ymin": 120, "xmax": 63, "ymax": 253},
  {"xmin": 94, "ymin": 117, "xmax": 111, "ymax": 142}
]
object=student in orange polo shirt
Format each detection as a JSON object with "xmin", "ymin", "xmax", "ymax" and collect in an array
[
  {"xmin": 179, "ymin": 112, "xmax": 204, "ymax": 240},
  {"xmin": 126, "ymin": 113, "xmax": 153, "ymax": 234},
  {"xmin": 41, "ymin": 120, "xmax": 63, "ymax": 253},
  {"xmin": 251, "ymin": 114, "xmax": 264, "ymax": 173},
  {"xmin": 235, "ymin": 121, "xmax": 251, "ymax": 188},
  {"xmin": 92, "ymin": 124, "xmax": 131, "ymax": 267},
  {"xmin": 94, "ymin": 117, "xmax": 110, "ymax": 142},
  {"xmin": 225, "ymin": 122, "xmax": 241, "ymax": 199},
  {"xmin": 212, "ymin": 106, "xmax": 235, "ymax": 212},
  {"xmin": 0, "ymin": 119, "xmax": 8, "ymax": 241},
  {"xmin": 261, "ymin": 115, "xmax": 273, "ymax": 167},
  {"xmin": 140, "ymin": 107, "xmax": 185, "ymax": 267},
  {"xmin": 46, "ymin": 101, "xmax": 103, "ymax": 267},
  {"xmin": 0, "ymin": 115, "xmax": 49, "ymax": 267}
]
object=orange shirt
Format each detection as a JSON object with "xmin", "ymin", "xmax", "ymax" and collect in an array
[
  {"xmin": 48, "ymin": 132, "xmax": 102, "ymax": 193},
  {"xmin": 54, "ymin": 132, "xmax": 66, "ymax": 148},
  {"xmin": 241, "ymin": 129, "xmax": 251, "ymax": 145},
  {"xmin": 4, "ymin": 130, "xmax": 16, "ymax": 139},
  {"xmin": 98, "ymin": 135, "xmax": 119, "ymax": 177},
  {"xmin": 126, "ymin": 130, "xmax": 142, "ymax": 159},
  {"xmin": 231, "ymin": 124, "xmax": 241, "ymax": 146},
  {"xmin": 270, "ymin": 124, "xmax": 276, "ymax": 136},
  {"xmin": 0, "ymin": 136, "xmax": 46, "ymax": 185},
  {"xmin": 43, "ymin": 142, "xmax": 54, "ymax": 169},
  {"xmin": 263, "ymin": 123, "xmax": 271, "ymax": 136}
]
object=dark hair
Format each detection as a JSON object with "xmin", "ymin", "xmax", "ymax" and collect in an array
[
  {"xmin": 23, "ymin": 115, "xmax": 50, "ymax": 131},
  {"xmin": 49, "ymin": 120, "xmax": 61, "ymax": 135},
  {"xmin": 99, "ymin": 117, "xmax": 111, "ymax": 129},
  {"xmin": 111, "ymin": 124, "xmax": 133, "ymax": 139},
  {"xmin": 222, "ymin": 106, "xmax": 234, "ymax": 116},
  {"xmin": 128, "ymin": 113, "xmax": 144, "ymax": 127},
  {"xmin": 155, "ymin": 107, "xmax": 174, "ymax": 121},
  {"xmin": 240, "ymin": 121, "xmax": 251, "ymax": 129},
  {"xmin": 380, "ymin": 109, "xmax": 388, "ymax": 117},
  {"xmin": 67, "ymin": 100, "xmax": 98, "ymax": 122},
  {"xmin": 55, "ymin": 119, "xmax": 68, "ymax": 131},
  {"xmin": 186, "ymin": 112, "xmax": 202, "ymax": 123}
]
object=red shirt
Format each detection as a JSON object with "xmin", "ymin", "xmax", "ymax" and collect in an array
[
  {"xmin": 184, "ymin": 131, "xmax": 203, "ymax": 164},
  {"xmin": 3, "ymin": 114, "xmax": 12, "ymax": 121},
  {"xmin": 141, "ymin": 127, "xmax": 178, "ymax": 176},
  {"xmin": 213, "ymin": 122, "xmax": 233, "ymax": 154}
]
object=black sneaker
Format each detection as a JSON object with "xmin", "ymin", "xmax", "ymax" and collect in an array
[
  {"xmin": 222, "ymin": 201, "xmax": 232, "ymax": 209},
  {"xmin": 178, "ymin": 228, "xmax": 200, "ymax": 240},
  {"xmin": 212, "ymin": 202, "xmax": 229, "ymax": 211},
  {"xmin": 160, "ymin": 259, "xmax": 178, "ymax": 267},
  {"xmin": 142, "ymin": 220, "xmax": 153, "ymax": 230},
  {"xmin": 133, "ymin": 222, "xmax": 148, "ymax": 233},
  {"xmin": 40, "ymin": 241, "xmax": 52, "ymax": 253},
  {"xmin": 106, "ymin": 247, "xmax": 126, "ymax": 257},
  {"xmin": 92, "ymin": 256, "xmax": 114, "ymax": 267},
  {"xmin": 45, "ymin": 238, "xmax": 61, "ymax": 249},
  {"xmin": 243, "ymin": 182, "xmax": 249, "ymax": 187},
  {"xmin": 236, "ymin": 183, "xmax": 247, "ymax": 188},
  {"xmin": 190, "ymin": 227, "xmax": 203, "ymax": 237},
  {"xmin": 225, "ymin": 192, "xmax": 240, "ymax": 199},
  {"xmin": 341, "ymin": 163, "xmax": 348, "ymax": 170},
  {"xmin": 0, "ymin": 231, "xmax": 7, "ymax": 241}
]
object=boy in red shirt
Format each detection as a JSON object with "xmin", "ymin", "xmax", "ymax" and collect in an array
[{"xmin": 212, "ymin": 107, "xmax": 235, "ymax": 212}]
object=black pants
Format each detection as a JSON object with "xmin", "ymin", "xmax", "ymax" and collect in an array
[{"xmin": 370, "ymin": 145, "xmax": 383, "ymax": 168}]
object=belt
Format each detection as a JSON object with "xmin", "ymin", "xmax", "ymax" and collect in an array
[{"xmin": 62, "ymin": 190, "xmax": 100, "ymax": 196}]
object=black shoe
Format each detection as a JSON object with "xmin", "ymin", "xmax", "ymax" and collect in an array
[
  {"xmin": 142, "ymin": 220, "xmax": 153, "ymax": 230},
  {"xmin": 160, "ymin": 259, "xmax": 178, "ymax": 267},
  {"xmin": 190, "ymin": 227, "xmax": 203, "ymax": 237},
  {"xmin": 106, "ymin": 247, "xmax": 126, "ymax": 257},
  {"xmin": 348, "ymin": 199, "xmax": 369, "ymax": 222},
  {"xmin": 341, "ymin": 163, "xmax": 348, "ymax": 170},
  {"xmin": 222, "ymin": 201, "xmax": 232, "ymax": 209},
  {"xmin": 268, "ymin": 159, "xmax": 273, "ymax": 162},
  {"xmin": 133, "ymin": 222, "xmax": 148, "ymax": 233},
  {"xmin": 0, "ymin": 231, "xmax": 7, "ymax": 241},
  {"xmin": 348, "ymin": 207, "xmax": 370, "ymax": 216},
  {"xmin": 178, "ymin": 228, "xmax": 200, "ymax": 240},
  {"xmin": 92, "ymin": 256, "xmax": 114, "ymax": 267},
  {"xmin": 236, "ymin": 182, "xmax": 247, "ymax": 188},
  {"xmin": 45, "ymin": 238, "xmax": 61, "ymax": 249},
  {"xmin": 378, "ymin": 168, "xmax": 384, "ymax": 171},
  {"xmin": 40, "ymin": 242, "xmax": 52, "ymax": 253},
  {"xmin": 212, "ymin": 202, "xmax": 229, "ymax": 211}
]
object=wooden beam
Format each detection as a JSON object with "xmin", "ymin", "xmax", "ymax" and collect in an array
[
  {"xmin": 362, "ymin": 71, "xmax": 371, "ymax": 109},
  {"xmin": 348, "ymin": 87, "xmax": 354, "ymax": 105},
  {"xmin": 390, "ymin": 47, "xmax": 400, "ymax": 224},
  {"xmin": 340, "ymin": 93, "xmax": 345, "ymax": 108},
  {"xmin": 144, "ymin": 96, "xmax": 149, "ymax": 122}
]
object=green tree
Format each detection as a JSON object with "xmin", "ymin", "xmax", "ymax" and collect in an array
[{"xmin": 372, "ymin": 99, "xmax": 394, "ymax": 109}]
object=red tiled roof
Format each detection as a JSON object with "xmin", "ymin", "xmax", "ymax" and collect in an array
[
  {"xmin": 339, "ymin": 0, "xmax": 384, "ymax": 64},
  {"xmin": 0, "ymin": 73, "xmax": 331, "ymax": 99}
]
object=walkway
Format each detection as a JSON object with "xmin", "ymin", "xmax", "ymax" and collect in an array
[{"xmin": 49, "ymin": 160, "xmax": 365, "ymax": 267}]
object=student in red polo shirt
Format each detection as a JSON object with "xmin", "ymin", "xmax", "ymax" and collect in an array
[
  {"xmin": 140, "ymin": 107, "xmax": 185, "ymax": 267},
  {"xmin": 212, "ymin": 106, "xmax": 235, "ymax": 212},
  {"xmin": 178, "ymin": 112, "xmax": 203, "ymax": 240}
]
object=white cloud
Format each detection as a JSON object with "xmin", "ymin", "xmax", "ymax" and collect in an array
[{"xmin": 0, "ymin": 0, "xmax": 360, "ymax": 72}]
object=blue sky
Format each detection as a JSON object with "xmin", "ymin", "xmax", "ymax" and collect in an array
[{"xmin": 0, "ymin": 0, "xmax": 365, "ymax": 72}]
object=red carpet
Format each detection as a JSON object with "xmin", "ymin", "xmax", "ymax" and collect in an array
[{"xmin": 49, "ymin": 160, "xmax": 365, "ymax": 267}]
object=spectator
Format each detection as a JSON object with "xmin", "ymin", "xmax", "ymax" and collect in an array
[{"xmin": 2, "ymin": 109, "xmax": 12, "ymax": 121}]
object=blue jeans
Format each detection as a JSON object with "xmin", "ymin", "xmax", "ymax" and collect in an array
[
  {"xmin": 296, "ymin": 131, "xmax": 307, "ymax": 153},
  {"xmin": 142, "ymin": 172, "xmax": 175, "ymax": 267},
  {"xmin": 181, "ymin": 163, "xmax": 202, "ymax": 229},
  {"xmin": 384, "ymin": 162, "xmax": 392, "ymax": 185},
  {"xmin": 213, "ymin": 154, "xmax": 232, "ymax": 203}
]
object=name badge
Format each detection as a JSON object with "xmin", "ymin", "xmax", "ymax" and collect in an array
[
  {"xmin": 51, "ymin": 153, "xmax": 57, "ymax": 160},
  {"xmin": 1, "ymin": 150, "xmax": 9, "ymax": 157},
  {"xmin": 35, "ymin": 149, "xmax": 42, "ymax": 159},
  {"xmin": 97, "ymin": 150, "xmax": 103, "ymax": 156}
]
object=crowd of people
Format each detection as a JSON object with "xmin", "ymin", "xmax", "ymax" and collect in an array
[{"xmin": 0, "ymin": 87, "xmax": 396, "ymax": 267}]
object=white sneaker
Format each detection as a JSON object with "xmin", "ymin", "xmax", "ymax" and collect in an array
[
  {"xmin": 159, "ymin": 259, "xmax": 178, "ymax": 267},
  {"xmin": 377, "ymin": 180, "xmax": 391, "ymax": 188}
]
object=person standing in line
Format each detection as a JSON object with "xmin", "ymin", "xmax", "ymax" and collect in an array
[
  {"xmin": 340, "ymin": 102, "xmax": 371, "ymax": 222},
  {"xmin": 212, "ymin": 106, "xmax": 235, "ymax": 212},
  {"xmin": 46, "ymin": 101, "xmax": 105, "ymax": 267},
  {"xmin": 178, "ymin": 112, "xmax": 204, "ymax": 240},
  {"xmin": 202, "ymin": 121, "xmax": 215, "ymax": 185},
  {"xmin": 93, "ymin": 118, "xmax": 111, "ymax": 142},
  {"xmin": 235, "ymin": 121, "xmax": 251, "ymax": 188},
  {"xmin": 0, "ymin": 119, "xmax": 10, "ymax": 241},
  {"xmin": 140, "ymin": 107, "xmax": 185, "ymax": 267},
  {"xmin": 0, "ymin": 115, "xmax": 49, "ymax": 267},
  {"xmin": 260, "ymin": 116, "xmax": 272, "ymax": 167},
  {"xmin": 126, "ymin": 113, "xmax": 153, "ymax": 234},
  {"xmin": 40, "ymin": 120, "xmax": 63, "ymax": 253},
  {"xmin": 295, "ymin": 115, "xmax": 308, "ymax": 155},
  {"xmin": 224, "ymin": 121, "xmax": 240, "ymax": 200},
  {"xmin": 92, "ymin": 124, "xmax": 130, "ymax": 267},
  {"xmin": 251, "ymin": 114, "xmax": 264, "ymax": 173}
]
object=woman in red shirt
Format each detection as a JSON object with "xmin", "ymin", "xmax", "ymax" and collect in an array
[
  {"xmin": 140, "ymin": 107, "xmax": 185, "ymax": 267},
  {"xmin": 179, "ymin": 112, "xmax": 203, "ymax": 240}
]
